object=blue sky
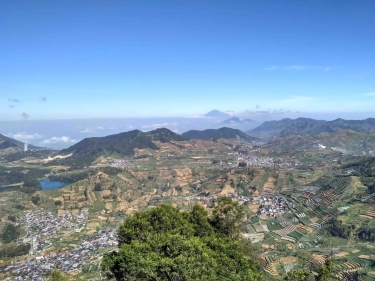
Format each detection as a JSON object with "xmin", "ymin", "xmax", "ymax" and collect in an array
[{"xmin": 1, "ymin": 0, "xmax": 374, "ymax": 120}]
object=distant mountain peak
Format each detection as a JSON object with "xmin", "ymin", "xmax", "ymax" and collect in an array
[{"xmin": 204, "ymin": 110, "xmax": 230, "ymax": 119}]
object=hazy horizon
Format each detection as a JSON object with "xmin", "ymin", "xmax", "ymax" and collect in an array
[{"xmin": 2, "ymin": 111, "xmax": 375, "ymax": 150}]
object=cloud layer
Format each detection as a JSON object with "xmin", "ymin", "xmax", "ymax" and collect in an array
[
  {"xmin": 41, "ymin": 136, "xmax": 76, "ymax": 144},
  {"xmin": 7, "ymin": 132, "xmax": 43, "ymax": 142}
]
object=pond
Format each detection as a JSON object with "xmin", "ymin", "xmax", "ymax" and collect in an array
[{"xmin": 39, "ymin": 179, "xmax": 72, "ymax": 190}]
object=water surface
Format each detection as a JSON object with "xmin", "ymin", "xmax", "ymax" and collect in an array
[{"xmin": 39, "ymin": 179, "xmax": 72, "ymax": 190}]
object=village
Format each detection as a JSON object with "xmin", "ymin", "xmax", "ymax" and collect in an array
[
  {"xmin": 2, "ymin": 228, "xmax": 117, "ymax": 281},
  {"xmin": 254, "ymin": 194, "xmax": 291, "ymax": 217},
  {"xmin": 184, "ymin": 193, "xmax": 291, "ymax": 218},
  {"xmin": 107, "ymin": 159, "xmax": 131, "ymax": 169},
  {"xmin": 236, "ymin": 153, "xmax": 294, "ymax": 168},
  {"xmin": 16, "ymin": 210, "xmax": 88, "ymax": 255}
]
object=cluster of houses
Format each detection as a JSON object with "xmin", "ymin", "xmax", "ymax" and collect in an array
[
  {"xmin": 254, "ymin": 195, "xmax": 290, "ymax": 217},
  {"xmin": 238, "ymin": 154, "xmax": 275, "ymax": 167},
  {"xmin": 108, "ymin": 159, "xmax": 131, "ymax": 168},
  {"xmin": 16, "ymin": 210, "xmax": 88, "ymax": 255},
  {"xmin": 2, "ymin": 228, "xmax": 118, "ymax": 281},
  {"xmin": 184, "ymin": 193, "xmax": 252, "ymax": 203},
  {"xmin": 236, "ymin": 153, "xmax": 294, "ymax": 168}
]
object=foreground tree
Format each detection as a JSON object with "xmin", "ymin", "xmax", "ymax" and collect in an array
[
  {"xmin": 209, "ymin": 196, "xmax": 245, "ymax": 240},
  {"xmin": 102, "ymin": 203, "xmax": 262, "ymax": 281},
  {"xmin": 318, "ymin": 258, "xmax": 333, "ymax": 281}
]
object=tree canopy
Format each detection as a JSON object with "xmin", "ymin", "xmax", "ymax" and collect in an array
[
  {"xmin": 1, "ymin": 223, "xmax": 21, "ymax": 243},
  {"xmin": 102, "ymin": 199, "xmax": 262, "ymax": 281}
]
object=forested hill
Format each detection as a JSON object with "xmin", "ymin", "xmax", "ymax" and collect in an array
[
  {"xmin": 247, "ymin": 117, "xmax": 375, "ymax": 140},
  {"xmin": 0, "ymin": 133, "xmax": 43, "ymax": 150},
  {"xmin": 61, "ymin": 128, "xmax": 183, "ymax": 157},
  {"xmin": 264, "ymin": 130, "xmax": 375, "ymax": 155},
  {"xmin": 181, "ymin": 127, "xmax": 257, "ymax": 141},
  {"xmin": 145, "ymin": 128, "xmax": 184, "ymax": 142}
]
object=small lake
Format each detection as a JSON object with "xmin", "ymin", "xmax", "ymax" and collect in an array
[{"xmin": 39, "ymin": 179, "xmax": 72, "ymax": 190}]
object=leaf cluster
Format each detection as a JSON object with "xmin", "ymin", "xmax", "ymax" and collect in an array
[{"xmin": 102, "ymin": 199, "xmax": 262, "ymax": 281}]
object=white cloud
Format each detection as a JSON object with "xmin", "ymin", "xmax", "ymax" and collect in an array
[
  {"xmin": 362, "ymin": 92, "xmax": 375, "ymax": 96},
  {"xmin": 41, "ymin": 136, "xmax": 76, "ymax": 144},
  {"xmin": 225, "ymin": 110, "xmax": 236, "ymax": 116},
  {"xmin": 97, "ymin": 126, "xmax": 104, "ymax": 130},
  {"xmin": 80, "ymin": 127, "xmax": 96, "ymax": 133},
  {"xmin": 239, "ymin": 108, "xmax": 301, "ymax": 116},
  {"xmin": 141, "ymin": 123, "xmax": 177, "ymax": 129},
  {"xmin": 7, "ymin": 132, "xmax": 42, "ymax": 141}
]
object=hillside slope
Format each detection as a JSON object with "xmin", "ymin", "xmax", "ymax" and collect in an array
[
  {"xmin": 181, "ymin": 127, "xmax": 256, "ymax": 141},
  {"xmin": 266, "ymin": 130, "xmax": 375, "ymax": 155},
  {"xmin": 247, "ymin": 117, "xmax": 375, "ymax": 140},
  {"xmin": 145, "ymin": 128, "xmax": 184, "ymax": 142},
  {"xmin": 0, "ymin": 133, "xmax": 43, "ymax": 152}
]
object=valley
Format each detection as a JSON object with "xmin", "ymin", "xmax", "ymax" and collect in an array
[{"xmin": 1, "ymin": 124, "xmax": 375, "ymax": 280}]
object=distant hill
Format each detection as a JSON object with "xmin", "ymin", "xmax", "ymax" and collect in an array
[
  {"xmin": 204, "ymin": 110, "xmax": 230, "ymax": 119},
  {"xmin": 222, "ymin": 117, "xmax": 255, "ymax": 124},
  {"xmin": 181, "ymin": 127, "xmax": 257, "ymax": 142},
  {"xmin": 247, "ymin": 117, "xmax": 375, "ymax": 140},
  {"xmin": 145, "ymin": 128, "xmax": 184, "ymax": 142},
  {"xmin": 62, "ymin": 128, "xmax": 183, "ymax": 157},
  {"xmin": 265, "ymin": 130, "xmax": 375, "ymax": 155},
  {"xmin": 0, "ymin": 133, "xmax": 43, "ymax": 152}
]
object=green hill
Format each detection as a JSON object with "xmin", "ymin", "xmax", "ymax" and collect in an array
[
  {"xmin": 266, "ymin": 130, "xmax": 375, "ymax": 155},
  {"xmin": 247, "ymin": 117, "xmax": 375, "ymax": 140},
  {"xmin": 0, "ymin": 134, "xmax": 43, "ymax": 151},
  {"xmin": 145, "ymin": 128, "xmax": 184, "ymax": 142},
  {"xmin": 62, "ymin": 128, "xmax": 183, "ymax": 157},
  {"xmin": 181, "ymin": 127, "xmax": 257, "ymax": 141}
]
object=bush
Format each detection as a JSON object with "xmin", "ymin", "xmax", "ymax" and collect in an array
[
  {"xmin": 31, "ymin": 195, "xmax": 41, "ymax": 205},
  {"xmin": 0, "ymin": 243, "xmax": 30, "ymax": 258},
  {"xmin": 7, "ymin": 215, "xmax": 17, "ymax": 222}
]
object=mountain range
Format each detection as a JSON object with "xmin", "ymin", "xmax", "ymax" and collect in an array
[
  {"xmin": 62, "ymin": 127, "xmax": 252, "ymax": 157},
  {"xmin": 247, "ymin": 117, "xmax": 375, "ymax": 140}
]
